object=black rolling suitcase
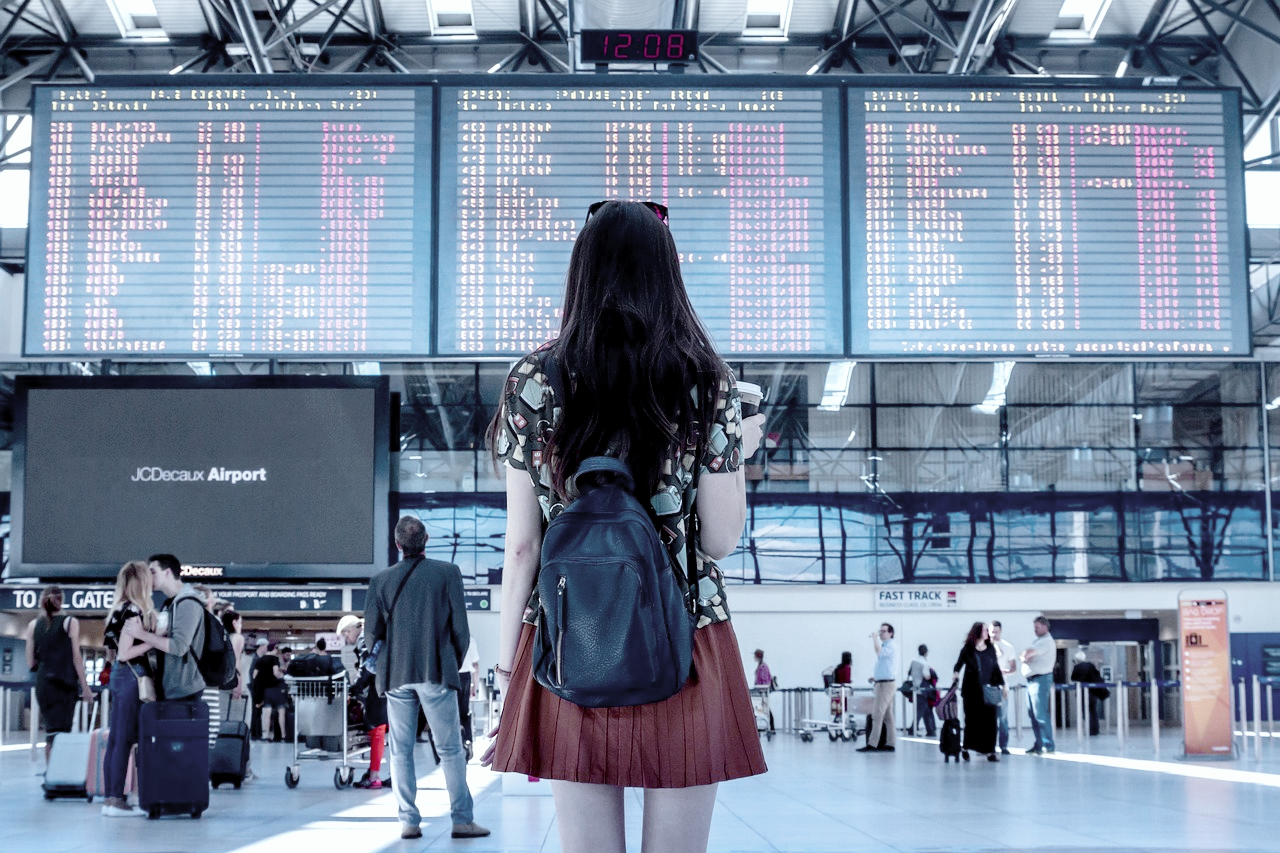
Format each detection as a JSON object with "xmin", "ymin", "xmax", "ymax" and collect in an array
[
  {"xmin": 138, "ymin": 700, "xmax": 211, "ymax": 818},
  {"xmin": 936, "ymin": 683, "xmax": 963, "ymax": 763},
  {"xmin": 210, "ymin": 721, "xmax": 251, "ymax": 789}
]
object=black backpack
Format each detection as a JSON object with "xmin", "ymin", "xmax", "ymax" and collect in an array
[
  {"xmin": 179, "ymin": 596, "xmax": 238, "ymax": 691},
  {"xmin": 532, "ymin": 456, "xmax": 696, "ymax": 708}
]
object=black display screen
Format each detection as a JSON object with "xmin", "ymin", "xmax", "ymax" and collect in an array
[
  {"xmin": 11, "ymin": 376, "xmax": 391, "ymax": 580},
  {"xmin": 26, "ymin": 82, "xmax": 431, "ymax": 357},
  {"xmin": 22, "ymin": 75, "xmax": 1249, "ymax": 360},
  {"xmin": 850, "ymin": 86, "xmax": 1249, "ymax": 356},
  {"xmin": 438, "ymin": 83, "xmax": 845, "ymax": 356}
]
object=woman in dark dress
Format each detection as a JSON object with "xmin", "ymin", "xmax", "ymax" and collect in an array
[
  {"xmin": 952, "ymin": 621, "xmax": 1005, "ymax": 762},
  {"xmin": 24, "ymin": 585, "xmax": 94, "ymax": 762}
]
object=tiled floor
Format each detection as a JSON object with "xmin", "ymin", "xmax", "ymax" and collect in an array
[{"xmin": 2, "ymin": 728, "xmax": 1278, "ymax": 852}]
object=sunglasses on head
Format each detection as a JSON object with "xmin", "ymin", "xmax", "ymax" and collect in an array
[{"xmin": 586, "ymin": 200, "xmax": 669, "ymax": 224}]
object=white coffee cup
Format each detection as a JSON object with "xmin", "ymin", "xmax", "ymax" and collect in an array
[{"xmin": 736, "ymin": 381, "xmax": 764, "ymax": 418}]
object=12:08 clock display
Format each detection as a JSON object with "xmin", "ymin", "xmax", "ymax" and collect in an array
[{"xmin": 579, "ymin": 29, "xmax": 698, "ymax": 64}]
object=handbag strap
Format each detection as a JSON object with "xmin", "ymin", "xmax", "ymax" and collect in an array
[
  {"xmin": 543, "ymin": 350, "xmax": 702, "ymax": 616},
  {"xmin": 380, "ymin": 555, "xmax": 425, "ymax": 687}
]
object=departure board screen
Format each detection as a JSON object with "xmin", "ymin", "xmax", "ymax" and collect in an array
[
  {"xmin": 850, "ymin": 85, "xmax": 1248, "ymax": 356},
  {"xmin": 25, "ymin": 82, "xmax": 432, "ymax": 357},
  {"xmin": 437, "ymin": 85, "xmax": 844, "ymax": 356}
]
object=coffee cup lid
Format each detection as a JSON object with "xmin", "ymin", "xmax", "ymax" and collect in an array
[{"xmin": 736, "ymin": 381, "xmax": 763, "ymax": 397}]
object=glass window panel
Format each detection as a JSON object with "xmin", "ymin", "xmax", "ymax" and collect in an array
[
  {"xmin": 1005, "ymin": 362, "xmax": 1132, "ymax": 405},
  {"xmin": 873, "ymin": 449, "xmax": 1002, "ymax": 492},
  {"xmin": 875, "ymin": 406, "xmax": 1001, "ymax": 449},
  {"xmin": 1007, "ymin": 404, "xmax": 1132, "ymax": 448},
  {"xmin": 1135, "ymin": 362, "xmax": 1260, "ymax": 405},
  {"xmin": 740, "ymin": 362, "xmax": 869, "ymax": 408},
  {"xmin": 1009, "ymin": 448, "xmax": 1134, "ymax": 491},
  {"xmin": 872, "ymin": 363, "xmax": 997, "ymax": 405}
]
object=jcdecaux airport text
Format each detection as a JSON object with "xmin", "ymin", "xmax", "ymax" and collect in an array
[{"xmin": 131, "ymin": 466, "xmax": 268, "ymax": 484}]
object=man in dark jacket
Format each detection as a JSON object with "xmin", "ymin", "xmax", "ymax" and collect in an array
[
  {"xmin": 365, "ymin": 516, "xmax": 488, "ymax": 841},
  {"xmin": 1070, "ymin": 650, "xmax": 1107, "ymax": 736}
]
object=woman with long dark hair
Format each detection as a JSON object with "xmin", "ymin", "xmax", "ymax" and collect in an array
[
  {"xmin": 101, "ymin": 561, "xmax": 157, "ymax": 816},
  {"xmin": 24, "ymin": 584, "xmax": 94, "ymax": 762},
  {"xmin": 952, "ymin": 621, "xmax": 1005, "ymax": 762},
  {"xmin": 484, "ymin": 200, "xmax": 768, "ymax": 853}
]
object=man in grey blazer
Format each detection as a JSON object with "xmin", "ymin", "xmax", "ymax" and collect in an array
[{"xmin": 366, "ymin": 516, "xmax": 489, "ymax": 840}]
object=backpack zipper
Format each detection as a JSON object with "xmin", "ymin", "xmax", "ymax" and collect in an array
[{"xmin": 555, "ymin": 575, "xmax": 566, "ymax": 687}]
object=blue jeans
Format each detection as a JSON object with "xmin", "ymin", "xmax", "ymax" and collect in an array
[
  {"xmin": 1026, "ymin": 674, "xmax": 1055, "ymax": 751},
  {"xmin": 386, "ymin": 682, "xmax": 473, "ymax": 829},
  {"xmin": 105, "ymin": 663, "xmax": 141, "ymax": 800},
  {"xmin": 996, "ymin": 694, "xmax": 1009, "ymax": 750}
]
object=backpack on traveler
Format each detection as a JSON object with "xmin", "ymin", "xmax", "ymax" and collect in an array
[
  {"xmin": 531, "ymin": 455, "xmax": 696, "ymax": 708},
  {"xmin": 176, "ymin": 594, "xmax": 238, "ymax": 691}
]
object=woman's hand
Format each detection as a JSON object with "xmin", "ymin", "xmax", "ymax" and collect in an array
[
  {"xmin": 741, "ymin": 413, "xmax": 766, "ymax": 459},
  {"xmin": 479, "ymin": 724, "xmax": 501, "ymax": 767}
]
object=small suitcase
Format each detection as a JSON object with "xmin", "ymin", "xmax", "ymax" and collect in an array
[
  {"xmin": 210, "ymin": 719, "xmax": 251, "ymax": 789},
  {"xmin": 87, "ymin": 724, "xmax": 110, "ymax": 799},
  {"xmin": 137, "ymin": 700, "xmax": 210, "ymax": 819},
  {"xmin": 43, "ymin": 700, "xmax": 98, "ymax": 802},
  {"xmin": 940, "ymin": 719, "xmax": 963, "ymax": 762}
]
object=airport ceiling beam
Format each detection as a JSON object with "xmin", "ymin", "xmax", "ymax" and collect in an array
[{"xmin": 226, "ymin": 0, "xmax": 273, "ymax": 73}]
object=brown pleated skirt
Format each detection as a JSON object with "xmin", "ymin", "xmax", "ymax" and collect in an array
[{"xmin": 490, "ymin": 619, "xmax": 768, "ymax": 788}]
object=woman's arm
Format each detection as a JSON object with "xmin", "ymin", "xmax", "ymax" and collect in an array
[
  {"xmin": 65, "ymin": 617, "xmax": 95, "ymax": 703},
  {"xmin": 116, "ymin": 616, "xmax": 155, "ymax": 663},
  {"xmin": 23, "ymin": 618, "xmax": 37, "ymax": 672},
  {"xmin": 696, "ymin": 412, "xmax": 765, "ymax": 560},
  {"xmin": 498, "ymin": 468, "xmax": 542, "ymax": 678}
]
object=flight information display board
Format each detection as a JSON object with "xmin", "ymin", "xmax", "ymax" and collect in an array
[
  {"xmin": 850, "ymin": 85, "xmax": 1248, "ymax": 356},
  {"xmin": 25, "ymin": 82, "xmax": 432, "ymax": 357},
  {"xmin": 437, "ymin": 84, "xmax": 844, "ymax": 356}
]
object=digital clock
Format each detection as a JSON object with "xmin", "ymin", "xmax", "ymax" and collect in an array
[{"xmin": 579, "ymin": 29, "xmax": 699, "ymax": 64}]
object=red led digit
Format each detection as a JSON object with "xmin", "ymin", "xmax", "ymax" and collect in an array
[
  {"xmin": 644, "ymin": 34, "xmax": 661, "ymax": 59},
  {"xmin": 614, "ymin": 34, "xmax": 631, "ymax": 59},
  {"xmin": 668, "ymin": 34, "xmax": 685, "ymax": 59}
]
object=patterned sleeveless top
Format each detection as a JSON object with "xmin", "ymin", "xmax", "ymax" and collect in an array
[{"xmin": 494, "ymin": 345, "xmax": 744, "ymax": 629}]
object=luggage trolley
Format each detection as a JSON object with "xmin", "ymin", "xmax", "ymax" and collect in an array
[
  {"xmin": 750, "ymin": 687, "xmax": 775, "ymax": 740},
  {"xmin": 798, "ymin": 684, "xmax": 863, "ymax": 742},
  {"xmin": 284, "ymin": 672, "xmax": 355, "ymax": 789}
]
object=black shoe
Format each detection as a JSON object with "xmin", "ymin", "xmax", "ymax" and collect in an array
[
  {"xmin": 987, "ymin": 753, "xmax": 1000, "ymax": 762},
  {"xmin": 1027, "ymin": 747, "xmax": 1044, "ymax": 755},
  {"xmin": 855, "ymin": 745, "xmax": 879, "ymax": 753},
  {"xmin": 961, "ymin": 749, "xmax": 970, "ymax": 761},
  {"xmin": 880, "ymin": 745, "xmax": 895, "ymax": 752},
  {"xmin": 1000, "ymin": 748, "xmax": 1011, "ymax": 755}
]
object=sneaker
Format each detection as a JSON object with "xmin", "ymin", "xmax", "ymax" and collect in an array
[
  {"xmin": 354, "ymin": 776, "xmax": 382, "ymax": 790},
  {"xmin": 102, "ymin": 804, "xmax": 146, "ymax": 818},
  {"xmin": 451, "ymin": 822, "xmax": 491, "ymax": 839},
  {"xmin": 401, "ymin": 824, "xmax": 423, "ymax": 839}
]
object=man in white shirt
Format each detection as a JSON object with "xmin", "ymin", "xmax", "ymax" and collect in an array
[
  {"xmin": 857, "ymin": 623, "xmax": 899, "ymax": 753},
  {"xmin": 990, "ymin": 621, "xmax": 1019, "ymax": 755},
  {"xmin": 1020, "ymin": 615, "xmax": 1056, "ymax": 754}
]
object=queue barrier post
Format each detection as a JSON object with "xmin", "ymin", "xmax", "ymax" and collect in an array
[{"xmin": 1254, "ymin": 675, "xmax": 1263, "ymax": 763}]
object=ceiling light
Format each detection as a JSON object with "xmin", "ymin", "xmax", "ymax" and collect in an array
[{"xmin": 972, "ymin": 361, "xmax": 1016, "ymax": 415}]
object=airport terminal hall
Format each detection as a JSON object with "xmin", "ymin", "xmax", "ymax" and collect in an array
[{"xmin": 3, "ymin": 0, "xmax": 1280, "ymax": 851}]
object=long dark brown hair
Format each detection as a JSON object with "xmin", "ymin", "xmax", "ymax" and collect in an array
[
  {"xmin": 965, "ymin": 621, "xmax": 988, "ymax": 647},
  {"xmin": 489, "ymin": 200, "xmax": 728, "ymax": 499}
]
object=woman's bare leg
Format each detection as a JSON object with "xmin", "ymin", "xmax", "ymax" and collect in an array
[
  {"xmin": 641, "ymin": 783, "xmax": 718, "ymax": 853},
  {"xmin": 550, "ymin": 780, "xmax": 626, "ymax": 853}
]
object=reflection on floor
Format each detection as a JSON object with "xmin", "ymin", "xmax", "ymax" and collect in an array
[{"xmin": 1, "ymin": 728, "xmax": 1277, "ymax": 852}]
